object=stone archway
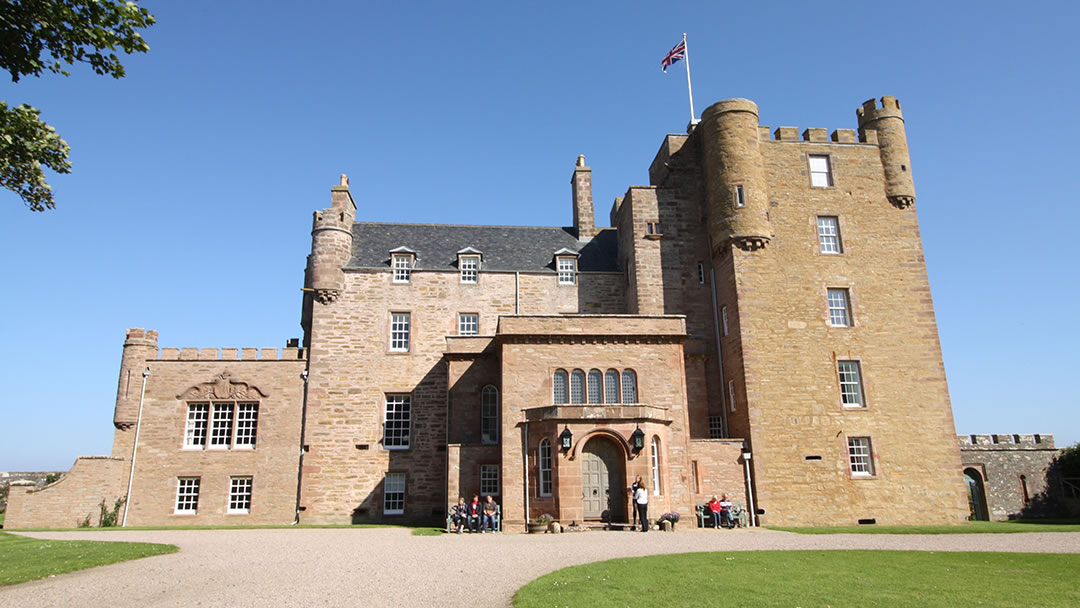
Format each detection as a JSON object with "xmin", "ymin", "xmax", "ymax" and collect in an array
[
  {"xmin": 964, "ymin": 467, "xmax": 989, "ymax": 521},
  {"xmin": 581, "ymin": 435, "xmax": 626, "ymax": 522}
]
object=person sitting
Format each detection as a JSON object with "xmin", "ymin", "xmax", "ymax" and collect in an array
[
  {"xmin": 482, "ymin": 495, "xmax": 498, "ymax": 533},
  {"xmin": 451, "ymin": 496, "xmax": 467, "ymax": 533},
  {"xmin": 719, "ymin": 494, "xmax": 733, "ymax": 528},
  {"xmin": 708, "ymin": 496, "xmax": 724, "ymax": 529},
  {"xmin": 467, "ymin": 495, "xmax": 481, "ymax": 533}
]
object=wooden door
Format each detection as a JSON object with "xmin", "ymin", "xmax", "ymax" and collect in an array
[{"xmin": 582, "ymin": 437, "xmax": 623, "ymax": 520}]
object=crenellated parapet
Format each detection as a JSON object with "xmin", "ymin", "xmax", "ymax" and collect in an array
[
  {"xmin": 155, "ymin": 345, "xmax": 306, "ymax": 361},
  {"xmin": 857, "ymin": 96, "xmax": 916, "ymax": 209},
  {"xmin": 958, "ymin": 434, "xmax": 1056, "ymax": 449}
]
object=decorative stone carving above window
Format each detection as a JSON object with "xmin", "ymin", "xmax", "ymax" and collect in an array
[{"xmin": 177, "ymin": 371, "xmax": 269, "ymax": 400}]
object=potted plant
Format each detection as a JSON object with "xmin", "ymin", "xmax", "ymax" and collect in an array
[
  {"xmin": 658, "ymin": 512, "xmax": 680, "ymax": 531},
  {"xmin": 528, "ymin": 513, "xmax": 553, "ymax": 534}
]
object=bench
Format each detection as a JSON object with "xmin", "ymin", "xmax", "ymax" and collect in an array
[
  {"xmin": 446, "ymin": 504, "xmax": 501, "ymax": 533},
  {"xmin": 695, "ymin": 502, "xmax": 748, "ymax": 528}
]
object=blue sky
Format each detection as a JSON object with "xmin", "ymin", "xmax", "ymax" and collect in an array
[{"xmin": 1, "ymin": 1, "xmax": 1077, "ymax": 471}]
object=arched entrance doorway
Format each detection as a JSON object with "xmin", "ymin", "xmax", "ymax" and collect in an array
[
  {"xmin": 964, "ymin": 468, "xmax": 989, "ymax": 521},
  {"xmin": 581, "ymin": 435, "xmax": 626, "ymax": 522}
]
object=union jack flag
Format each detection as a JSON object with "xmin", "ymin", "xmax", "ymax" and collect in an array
[{"xmin": 661, "ymin": 39, "xmax": 686, "ymax": 72}]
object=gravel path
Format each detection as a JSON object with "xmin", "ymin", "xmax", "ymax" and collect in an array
[{"xmin": 4, "ymin": 527, "xmax": 1080, "ymax": 607}]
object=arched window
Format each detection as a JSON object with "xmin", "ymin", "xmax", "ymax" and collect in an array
[
  {"xmin": 622, "ymin": 370, "xmax": 638, "ymax": 403},
  {"xmin": 553, "ymin": 370, "xmax": 568, "ymax": 404},
  {"xmin": 570, "ymin": 369, "xmax": 586, "ymax": 404},
  {"xmin": 538, "ymin": 439, "xmax": 552, "ymax": 497},
  {"xmin": 650, "ymin": 436, "xmax": 662, "ymax": 496},
  {"xmin": 604, "ymin": 369, "xmax": 620, "ymax": 403},
  {"xmin": 481, "ymin": 385, "xmax": 499, "ymax": 444},
  {"xmin": 587, "ymin": 370, "xmax": 602, "ymax": 404}
]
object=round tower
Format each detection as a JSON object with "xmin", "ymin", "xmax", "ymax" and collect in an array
[
  {"xmin": 308, "ymin": 174, "xmax": 356, "ymax": 304},
  {"xmin": 857, "ymin": 96, "xmax": 915, "ymax": 208},
  {"xmin": 699, "ymin": 99, "xmax": 772, "ymax": 252},
  {"xmin": 112, "ymin": 328, "xmax": 157, "ymax": 458}
]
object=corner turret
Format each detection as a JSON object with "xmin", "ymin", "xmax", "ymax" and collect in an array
[
  {"xmin": 857, "ymin": 97, "xmax": 916, "ymax": 208},
  {"xmin": 111, "ymin": 328, "xmax": 157, "ymax": 458},
  {"xmin": 307, "ymin": 174, "xmax": 356, "ymax": 304}
]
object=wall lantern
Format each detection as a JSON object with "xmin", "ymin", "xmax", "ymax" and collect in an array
[
  {"xmin": 559, "ymin": 426, "xmax": 573, "ymax": 452},
  {"xmin": 630, "ymin": 426, "xmax": 646, "ymax": 452}
]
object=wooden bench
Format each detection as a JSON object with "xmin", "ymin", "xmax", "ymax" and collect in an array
[
  {"xmin": 695, "ymin": 502, "xmax": 748, "ymax": 528},
  {"xmin": 446, "ymin": 504, "xmax": 501, "ymax": 533}
]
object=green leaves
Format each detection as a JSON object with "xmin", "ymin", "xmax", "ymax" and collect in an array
[{"xmin": 0, "ymin": 102, "xmax": 71, "ymax": 211}]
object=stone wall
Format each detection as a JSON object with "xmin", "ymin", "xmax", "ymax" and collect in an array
[
  {"xmin": 959, "ymin": 434, "xmax": 1061, "ymax": 521},
  {"xmin": 4, "ymin": 458, "xmax": 125, "ymax": 529}
]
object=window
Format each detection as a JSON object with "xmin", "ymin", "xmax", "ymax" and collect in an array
[
  {"xmin": 621, "ymin": 370, "xmax": 637, "ymax": 403},
  {"xmin": 650, "ymin": 437, "xmax": 662, "ymax": 496},
  {"xmin": 604, "ymin": 370, "xmax": 620, "ymax": 403},
  {"xmin": 587, "ymin": 370, "xmax": 602, "ymax": 404},
  {"xmin": 728, "ymin": 380, "xmax": 736, "ymax": 413},
  {"xmin": 570, "ymin": 369, "xmax": 585, "ymax": 404},
  {"xmin": 735, "ymin": 184, "xmax": 746, "ymax": 208},
  {"xmin": 175, "ymin": 477, "xmax": 200, "ymax": 514},
  {"xmin": 384, "ymin": 395, "xmax": 411, "ymax": 449},
  {"xmin": 390, "ymin": 312, "xmax": 410, "ymax": 352},
  {"xmin": 646, "ymin": 221, "xmax": 661, "ymax": 235},
  {"xmin": 848, "ymin": 437, "xmax": 873, "ymax": 475},
  {"xmin": 480, "ymin": 465, "xmax": 500, "ymax": 496},
  {"xmin": 837, "ymin": 361, "xmax": 865, "ymax": 408},
  {"xmin": 384, "ymin": 473, "xmax": 405, "ymax": 514},
  {"xmin": 553, "ymin": 370, "xmax": 568, "ymax": 404},
  {"xmin": 709, "ymin": 416, "xmax": 724, "ymax": 439},
  {"xmin": 697, "ymin": 263, "xmax": 706, "ymax": 284},
  {"xmin": 235, "ymin": 403, "xmax": 258, "ymax": 448},
  {"xmin": 721, "ymin": 306, "xmax": 729, "ymax": 337},
  {"xmin": 481, "ymin": 385, "xmax": 498, "ymax": 444},
  {"xmin": 691, "ymin": 461, "xmax": 700, "ymax": 493},
  {"xmin": 184, "ymin": 403, "xmax": 209, "ymax": 448},
  {"xmin": 827, "ymin": 288, "xmax": 852, "ymax": 327},
  {"xmin": 228, "ymin": 477, "xmax": 252, "ymax": 513},
  {"xmin": 817, "ymin": 216, "xmax": 842, "ymax": 254},
  {"xmin": 538, "ymin": 439, "xmax": 552, "ymax": 497},
  {"xmin": 459, "ymin": 255, "xmax": 480, "ymax": 284},
  {"xmin": 809, "ymin": 154, "xmax": 832, "ymax": 187},
  {"xmin": 392, "ymin": 254, "xmax": 413, "ymax": 283},
  {"xmin": 458, "ymin": 313, "xmax": 479, "ymax": 336},
  {"xmin": 557, "ymin": 257, "xmax": 576, "ymax": 285},
  {"xmin": 210, "ymin": 403, "xmax": 234, "ymax": 449}
]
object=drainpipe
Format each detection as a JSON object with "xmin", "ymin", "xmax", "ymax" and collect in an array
[
  {"xmin": 514, "ymin": 271, "xmax": 521, "ymax": 314},
  {"xmin": 293, "ymin": 368, "xmax": 310, "ymax": 524},
  {"xmin": 708, "ymin": 257, "xmax": 729, "ymax": 436},
  {"xmin": 523, "ymin": 419, "xmax": 530, "ymax": 530},
  {"xmin": 742, "ymin": 447, "xmax": 756, "ymax": 527},
  {"xmin": 121, "ymin": 367, "xmax": 150, "ymax": 527}
]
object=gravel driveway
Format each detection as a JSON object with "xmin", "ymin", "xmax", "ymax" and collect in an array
[{"xmin": 4, "ymin": 527, "xmax": 1079, "ymax": 607}]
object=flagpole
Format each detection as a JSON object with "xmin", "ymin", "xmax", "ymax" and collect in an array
[{"xmin": 683, "ymin": 33, "xmax": 696, "ymax": 122}]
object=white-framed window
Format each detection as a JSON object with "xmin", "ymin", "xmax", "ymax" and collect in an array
[
  {"xmin": 175, "ymin": 477, "xmax": 200, "ymax": 514},
  {"xmin": 587, "ymin": 369, "xmax": 602, "ymax": 404},
  {"xmin": 809, "ymin": 154, "xmax": 833, "ymax": 187},
  {"xmin": 553, "ymin": 370, "xmax": 568, "ymax": 404},
  {"xmin": 697, "ymin": 263, "xmax": 705, "ymax": 284},
  {"xmin": 728, "ymin": 380, "xmax": 736, "ymax": 413},
  {"xmin": 650, "ymin": 436, "xmax": 662, "ymax": 496},
  {"xmin": 848, "ymin": 437, "xmax": 874, "ymax": 475},
  {"xmin": 827, "ymin": 288, "xmax": 852, "ymax": 327},
  {"xmin": 392, "ymin": 254, "xmax": 413, "ymax": 283},
  {"xmin": 604, "ymin": 370, "xmax": 619, "ymax": 403},
  {"xmin": 459, "ymin": 255, "xmax": 480, "ymax": 284},
  {"xmin": 735, "ymin": 184, "xmax": 746, "ymax": 208},
  {"xmin": 538, "ymin": 439, "xmax": 552, "ymax": 497},
  {"xmin": 384, "ymin": 394, "xmax": 411, "ymax": 449},
  {"xmin": 709, "ymin": 416, "xmax": 724, "ymax": 439},
  {"xmin": 621, "ymin": 370, "xmax": 637, "ymax": 403},
  {"xmin": 569, "ymin": 369, "xmax": 585, "ymax": 404},
  {"xmin": 390, "ymin": 312, "xmax": 410, "ymax": 352},
  {"xmin": 838, "ymin": 361, "xmax": 865, "ymax": 408},
  {"xmin": 234, "ymin": 403, "xmax": 258, "ymax": 448},
  {"xmin": 458, "ymin": 313, "xmax": 479, "ymax": 336},
  {"xmin": 228, "ymin": 477, "xmax": 252, "ymax": 514},
  {"xmin": 184, "ymin": 403, "xmax": 209, "ymax": 448},
  {"xmin": 817, "ymin": 216, "xmax": 842, "ymax": 254},
  {"xmin": 210, "ymin": 403, "xmax": 234, "ymax": 449},
  {"xmin": 384, "ymin": 472, "xmax": 405, "ymax": 514},
  {"xmin": 480, "ymin": 465, "xmax": 500, "ymax": 496},
  {"xmin": 721, "ymin": 306, "xmax": 729, "ymax": 337},
  {"xmin": 481, "ymin": 385, "xmax": 499, "ymax": 444},
  {"xmin": 557, "ymin": 257, "xmax": 576, "ymax": 285}
]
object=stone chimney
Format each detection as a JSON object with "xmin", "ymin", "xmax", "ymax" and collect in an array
[{"xmin": 571, "ymin": 155, "xmax": 595, "ymax": 239}]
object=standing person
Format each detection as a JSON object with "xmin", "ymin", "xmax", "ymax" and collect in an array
[
  {"xmin": 719, "ymin": 494, "xmax": 733, "ymax": 529},
  {"xmin": 708, "ymin": 495, "xmax": 724, "ymax": 529},
  {"xmin": 628, "ymin": 476, "xmax": 643, "ymax": 530},
  {"xmin": 468, "ymin": 494, "xmax": 481, "ymax": 533},
  {"xmin": 482, "ymin": 495, "xmax": 498, "ymax": 533},
  {"xmin": 452, "ymin": 496, "xmax": 467, "ymax": 533},
  {"xmin": 634, "ymin": 482, "xmax": 649, "ymax": 532}
]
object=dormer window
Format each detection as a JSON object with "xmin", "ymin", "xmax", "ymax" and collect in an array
[
  {"xmin": 553, "ymin": 248, "xmax": 579, "ymax": 286},
  {"xmin": 389, "ymin": 247, "xmax": 417, "ymax": 284},
  {"xmin": 457, "ymin": 248, "xmax": 483, "ymax": 284}
]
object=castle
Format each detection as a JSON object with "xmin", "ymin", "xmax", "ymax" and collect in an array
[{"xmin": 6, "ymin": 96, "xmax": 976, "ymax": 529}]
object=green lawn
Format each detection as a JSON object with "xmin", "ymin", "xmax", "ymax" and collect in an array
[
  {"xmin": 7, "ymin": 523, "xmax": 416, "ymax": 532},
  {"xmin": 770, "ymin": 519, "xmax": 1080, "ymax": 534},
  {"xmin": 514, "ymin": 550, "xmax": 1080, "ymax": 608},
  {"xmin": 0, "ymin": 532, "xmax": 178, "ymax": 586}
]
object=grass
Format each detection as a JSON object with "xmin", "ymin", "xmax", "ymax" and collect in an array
[
  {"xmin": 411, "ymin": 527, "xmax": 446, "ymax": 536},
  {"xmin": 0, "ymin": 532, "xmax": 178, "ymax": 586},
  {"xmin": 7, "ymin": 523, "xmax": 419, "ymax": 532},
  {"xmin": 513, "ymin": 550, "xmax": 1080, "ymax": 608},
  {"xmin": 770, "ymin": 519, "xmax": 1080, "ymax": 534},
  {"xmin": 0, "ymin": 513, "xmax": 5, "ymax": 527}
]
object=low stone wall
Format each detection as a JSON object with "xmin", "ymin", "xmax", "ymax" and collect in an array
[
  {"xmin": 0, "ymin": 471, "xmax": 63, "ymax": 513},
  {"xmin": 4, "ymin": 457, "xmax": 126, "ymax": 529}
]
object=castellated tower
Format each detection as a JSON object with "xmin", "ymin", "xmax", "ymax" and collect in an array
[
  {"xmin": 699, "ymin": 99, "xmax": 772, "ymax": 252},
  {"xmin": 857, "ymin": 96, "xmax": 916, "ymax": 208},
  {"xmin": 306, "ymin": 175, "xmax": 356, "ymax": 305},
  {"xmin": 111, "ymin": 328, "xmax": 157, "ymax": 460}
]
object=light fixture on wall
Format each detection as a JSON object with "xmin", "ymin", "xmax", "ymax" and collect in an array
[
  {"xmin": 559, "ymin": 426, "xmax": 573, "ymax": 452},
  {"xmin": 630, "ymin": 426, "xmax": 645, "ymax": 452}
]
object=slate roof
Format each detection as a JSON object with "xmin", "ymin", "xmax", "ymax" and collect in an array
[{"xmin": 348, "ymin": 223, "xmax": 620, "ymax": 273}]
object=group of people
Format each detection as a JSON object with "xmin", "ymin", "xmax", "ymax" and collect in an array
[
  {"xmin": 450, "ymin": 495, "xmax": 499, "ymax": 533},
  {"xmin": 708, "ymin": 494, "xmax": 734, "ymax": 529}
]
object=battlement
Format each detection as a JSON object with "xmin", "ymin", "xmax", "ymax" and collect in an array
[
  {"xmin": 155, "ymin": 346, "xmax": 307, "ymax": 361},
  {"xmin": 758, "ymin": 126, "xmax": 876, "ymax": 144},
  {"xmin": 312, "ymin": 208, "xmax": 351, "ymax": 231},
  {"xmin": 958, "ymin": 434, "xmax": 1055, "ymax": 449},
  {"xmin": 856, "ymin": 96, "xmax": 904, "ymax": 127}
]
